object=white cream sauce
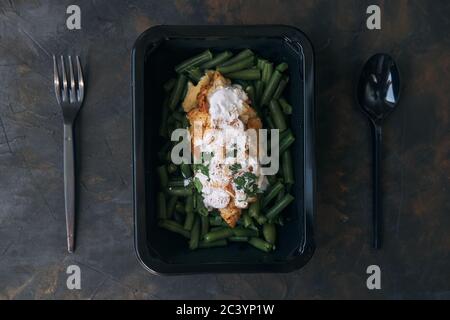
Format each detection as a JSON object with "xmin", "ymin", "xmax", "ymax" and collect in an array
[{"xmin": 194, "ymin": 85, "xmax": 268, "ymax": 210}]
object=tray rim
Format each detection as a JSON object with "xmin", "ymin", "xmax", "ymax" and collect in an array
[{"xmin": 132, "ymin": 24, "xmax": 316, "ymax": 275}]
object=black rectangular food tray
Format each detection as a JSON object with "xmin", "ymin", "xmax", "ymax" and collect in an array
[{"xmin": 132, "ymin": 25, "xmax": 315, "ymax": 274}]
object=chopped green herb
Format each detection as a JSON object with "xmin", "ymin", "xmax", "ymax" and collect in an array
[
  {"xmin": 234, "ymin": 172, "xmax": 258, "ymax": 197},
  {"xmin": 229, "ymin": 163, "xmax": 242, "ymax": 174},
  {"xmin": 193, "ymin": 177, "xmax": 203, "ymax": 193},
  {"xmin": 193, "ymin": 164, "xmax": 209, "ymax": 177}
]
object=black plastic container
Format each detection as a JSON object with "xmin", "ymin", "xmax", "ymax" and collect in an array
[{"xmin": 132, "ymin": 25, "xmax": 315, "ymax": 274}]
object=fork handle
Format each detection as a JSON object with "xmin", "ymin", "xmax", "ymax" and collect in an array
[{"xmin": 64, "ymin": 123, "xmax": 75, "ymax": 253}]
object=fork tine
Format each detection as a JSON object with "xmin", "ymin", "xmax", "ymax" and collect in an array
[
  {"xmin": 76, "ymin": 56, "xmax": 84, "ymax": 102},
  {"xmin": 68, "ymin": 56, "xmax": 76, "ymax": 103},
  {"xmin": 53, "ymin": 55, "xmax": 61, "ymax": 105},
  {"xmin": 60, "ymin": 55, "xmax": 68, "ymax": 103}
]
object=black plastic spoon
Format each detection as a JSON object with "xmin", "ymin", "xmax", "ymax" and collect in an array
[{"xmin": 357, "ymin": 53, "xmax": 400, "ymax": 249}]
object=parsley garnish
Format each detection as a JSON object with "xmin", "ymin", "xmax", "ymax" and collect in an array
[
  {"xmin": 193, "ymin": 164, "xmax": 209, "ymax": 177},
  {"xmin": 233, "ymin": 172, "xmax": 258, "ymax": 197},
  {"xmin": 229, "ymin": 163, "xmax": 242, "ymax": 174},
  {"xmin": 193, "ymin": 177, "xmax": 203, "ymax": 193}
]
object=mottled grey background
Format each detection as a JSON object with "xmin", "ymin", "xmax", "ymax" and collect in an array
[{"xmin": 0, "ymin": 0, "xmax": 449, "ymax": 299}]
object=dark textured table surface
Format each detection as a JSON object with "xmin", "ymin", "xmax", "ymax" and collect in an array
[{"xmin": 0, "ymin": 0, "xmax": 449, "ymax": 299}]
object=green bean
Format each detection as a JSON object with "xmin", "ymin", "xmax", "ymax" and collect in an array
[
  {"xmin": 245, "ymin": 86, "xmax": 255, "ymax": 105},
  {"xmin": 260, "ymin": 70, "xmax": 282, "ymax": 106},
  {"xmin": 276, "ymin": 187, "xmax": 286, "ymax": 202},
  {"xmin": 181, "ymin": 116, "xmax": 189, "ymax": 128},
  {"xmin": 196, "ymin": 194, "xmax": 209, "ymax": 216},
  {"xmin": 167, "ymin": 186, "xmax": 193, "ymax": 197},
  {"xmin": 168, "ymin": 74, "xmax": 187, "ymax": 110},
  {"xmin": 248, "ymin": 202, "xmax": 262, "ymax": 218},
  {"xmin": 204, "ymin": 228, "xmax": 234, "ymax": 242},
  {"xmin": 167, "ymin": 114, "xmax": 175, "ymax": 124},
  {"xmin": 273, "ymin": 76, "xmax": 289, "ymax": 100},
  {"xmin": 159, "ymin": 98, "xmax": 169, "ymax": 137},
  {"xmin": 243, "ymin": 213, "xmax": 253, "ymax": 228},
  {"xmin": 175, "ymin": 120, "xmax": 184, "ymax": 129},
  {"xmin": 248, "ymin": 199, "xmax": 260, "ymax": 218},
  {"xmin": 163, "ymin": 78, "xmax": 176, "ymax": 92},
  {"xmin": 193, "ymin": 192, "xmax": 197, "ymax": 210},
  {"xmin": 175, "ymin": 201, "xmax": 185, "ymax": 214},
  {"xmin": 166, "ymin": 122, "xmax": 175, "ymax": 136},
  {"xmin": 167, "ymin": 163, "xmax": 177, "ymax": 174},
  {"xmin": 157, "ymin": 165, "xmax": 168, "ymax": 188},
  {"xmin": 279, "ymin": 130, "xmax": 295, "ymax": 154},
  {"xmin": 262, "ymin": 62, "xmax": 273, "ymax": 86},
  {"xmin": 262, "ymin": 181, "xmax": 284, "ymax": 208},
  {"xmin": 279, "ymin": 98, "xmax": 293, "ymax": 115},
  {"xmin": 167, "ymin": 195, "xmax": 178, "ymax": 219},
  {"xmin": 185, "ymin": 195, "xmax": 194, "ymax": 214},
  {"xmin": 199, "ymin": 239, "xmax": 227, "ymax": 248},
  {"xmin": 186, "ymin": 67, "xmax": 203, "ymax": 83},
  {"xmin": 267, "ymin": 175, "xmax": 277, "ymax": 186},
  {"xmin": 234, "ymin": 79, "xmax": 250, "ymax": 88},
  {"xmin": 263, "ymin": 223, "xmax": 276, "ymax": 244},
  {"xmin": 265, "ymin": 193, "xmax": 294, "ymax": 220},
  {"xmin": 264, "ymin": 114, "xmax": 275, "ymax": 129},
  {"xmin": 201, "ymin": 51, "xmax": 233, "ymax": 69},
  {"xmin": 157, "ymin": 192, "xmax": 166, "ymax": 219},
  {"xmin": 276, "ymin": 62, "xmax": 289, "ymax": 73},
  {"xmin": 248, "ymin": 237, "xmax": 273, "ymax": 252},
  {"xmin": 180, "ymin": 163, "xmax": 192, "ymax": 178},
  {"xmin": 188, "ymin": 216, "xmax": 201, "ymax": 250},
  {"xmin": 233, "ymin": 227, "xmax": 258, "ymax": 238},
  {"xmin": 281, "ymin": 150, "xmax": 294, "ymax": 185},
  {"xmin": 256, "ymin": 58, "xmax": 269, "ymax": 71},
  {"xmin": 259, "ymin": 59, "xmax": 267, "ymax": 70},
  {"xmin": 200, "ymin": 215, "xmax": 209, "ymax": 238},
  {"xmin": 269, "ymin": 100, "xmax": 287, "ymax": 132},
  {"xmin": 160, "ymin": 53, "xmax": 295, "ymax": 252},
  {"xmin": 172, "ymin": 111, "xmax": 184, "ymax": 122},
  {"xmin": 225, "ymin": 68, "xmax": 261, "ymax": 80},
  {"xmin": 173, "ymin": 211, "xmax": 184, "ymax": 224},
  {"xmin": 254, "ymin": 81, "xmax": 264, "ymax": 106},
  {"xmin": 279, "ymin": 128, "xmax": 292, "ymax": 141},
  {"xmin": 229, "ymin": 236, "xmax": 248, "ymax": 242},
  {"xmin": 181, "ymin": 81, "xmax": 189, "ymax": 101},
  {"xmin": 175, "ymin": 50, "xmax": 213, "ymax": 74},
  {"xmin": 165, "ymin": 149, "xmax": 172, "ymax": 162},
  {"xmin": 169, "ymin": 112, "xmax": 179, "ymax": 124},
  {"xmin": 209, "ymin": 215, "xmax": 225, "ymax": 226},
  {"xmin": 256, "ymin": 215, "xmax": 267, "ymax": 225},
  {"xmin": 219, "ymin": 49, "xmax": 253, "ymax": 67},
  {"xmin": 257, "ymin": 58, "xmax": 267, "ymax": 70},
  {"xmin": 210, "ymin": 227, "xmax": 225, "ymax": 232},
  {"xmin": 158, "ymin": 220, "xmax": 190, "ymax": 239},
  {"xmin": 217, "ymin": 56, "xmax": 254, "ymax": 74},
  {"xmin": 184, "ymin": 210, "xmax": 195, "ymax": 231},
  {"xmin": 168, "ymin": 179, "xmax": 186, "ymax": 187}
]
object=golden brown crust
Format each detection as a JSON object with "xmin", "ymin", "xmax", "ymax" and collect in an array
[
  {"xmin": 182, "ymin": 72, "xmax": 213, "ymax": 112},
  {"xmin": 219, "ymin": 202, "xmax": 241, "ymax": 228},
  {"xmin": 247, "ymin": 117, "xmax": 263, "ymax": 130}
]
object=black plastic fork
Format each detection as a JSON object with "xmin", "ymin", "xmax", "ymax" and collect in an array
[{"xmin": 53, "ymin": 55, "xmax": 85, "ymax": 253}]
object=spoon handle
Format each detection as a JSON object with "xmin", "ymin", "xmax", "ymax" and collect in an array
[{"xmin": 371, "ymin": 122, "xmax": 382, "ymax": 249}]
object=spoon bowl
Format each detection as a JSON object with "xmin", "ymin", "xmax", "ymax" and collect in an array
[{"xmin": 358, "ymin": 53, "xmax": 401, "ymax": 123}]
